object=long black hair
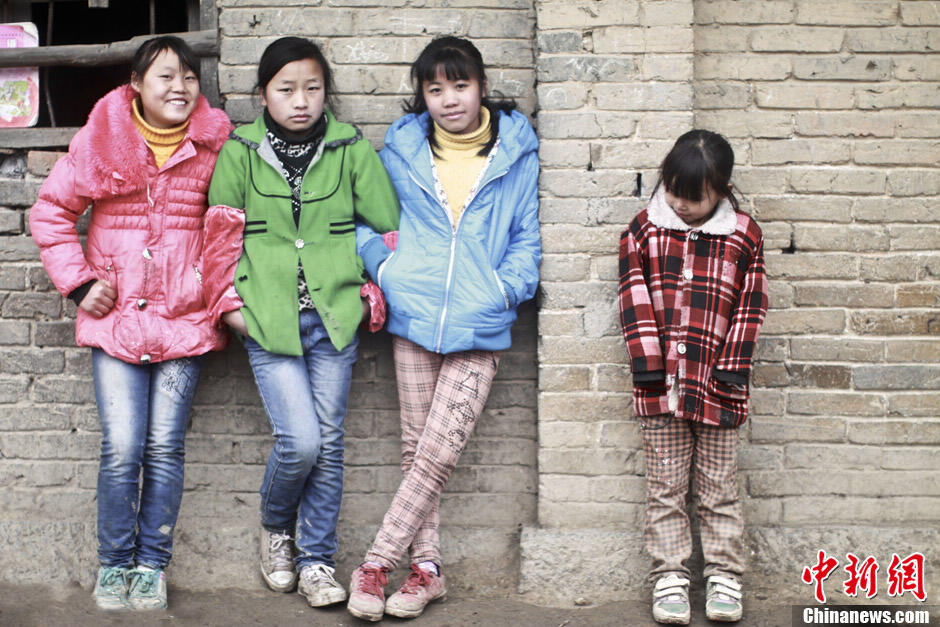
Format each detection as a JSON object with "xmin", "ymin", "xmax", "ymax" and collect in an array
[
  {"xmin": 404, "ymin": 36, "xmax": 515, "ymax": 157},
  {"xmin": 256, "ymin": 37, "xmax": 334, "ymax": 110},
  {"xmin": 131, "ymin": 35, "xmax": 200, "ymax": 83},
  {"xmin": 654, "ymin": 129, "xmax": 740, "ymax": 212}
]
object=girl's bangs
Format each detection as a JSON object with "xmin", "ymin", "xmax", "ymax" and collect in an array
[
  {"xmin": 663, "ymin": 158, "xmax": 707, "ymax": 201},
  {"xmin": 418, "ymin": 51, "xmax": 477, "ymax": 84}
]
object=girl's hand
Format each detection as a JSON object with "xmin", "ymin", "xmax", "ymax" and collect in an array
[
  {"xmin": 361, "ymin": 297, "xmax": 370, "ymax": 323},
  {"xmin": 222, "ymin": 309, "xmax": 249, "ymax": 336},
  {"xmin": 79, "ymin": 280, "xmax": 117, "ymax": 318}
]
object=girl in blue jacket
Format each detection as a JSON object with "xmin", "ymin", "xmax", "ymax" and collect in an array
[{"xmin": 347, "ymin": 36, "xmax": 540, "ymax": 621}]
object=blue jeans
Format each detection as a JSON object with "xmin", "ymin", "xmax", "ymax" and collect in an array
[
  {"xmin": 92, "ymin": 349, "xmax": 203, "ymax": 569},
  {"xmin": 245, "ymin": 310, "xmax": 358, "ymax": 569}
]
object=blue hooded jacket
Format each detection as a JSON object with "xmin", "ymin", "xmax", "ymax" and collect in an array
[{"xmin": 357, "ymin": 108, "xmax": 540, "ymax": 354}]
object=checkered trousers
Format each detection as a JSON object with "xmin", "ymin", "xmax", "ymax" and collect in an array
[
  {"xmin": 365, "ymin": 336, "xmax": 500, "ymax": 569},
  {"xmin": 641, "ymin": 414, "xmax": 744, "ymax": 583}
]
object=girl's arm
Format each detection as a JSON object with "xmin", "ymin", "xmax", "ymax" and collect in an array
[
  {"xmin": 494, "ymin": 150, "xmax": 541, "ymax": 309},
  {"xmin": 712, "ymin": 237, "xmax": 769, "ymax": 386},
  {"xmin": 618, "ymin": 223, "xmax": 666, "ymax": 387},
  {"xmin": 29, "ymin": 153, "xmax": 99, "ymax": 298},
  {"xmin": 355, "ymin": 147, "xmax": 400, "ymax": 281},
  {"xmin": 202, "ymin": 140, "xmax": 247, "ymax": 326}
]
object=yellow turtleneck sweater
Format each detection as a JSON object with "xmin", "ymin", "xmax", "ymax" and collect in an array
[
  {"xmin": 132, "ymin": 99, "xmax": 189, "ymax": 168},
  {"xmin": 432, "ymin": 106, "xmax": 491, "ymax": 226}
]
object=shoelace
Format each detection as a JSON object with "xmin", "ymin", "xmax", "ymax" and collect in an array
[
  {"xmin": 357, "ymin": 566, "xmax": 388, "ymax": 596},
  {"xmin": 400, "ymin": 565, "xmax": 433, "ymax": 594},
  {"xmin": 302, "ymin": 564, "xmax": 339, "ymax": 587},
  {"xmin": 100, "ymin": 569, "xmax": 124, "ymax": 589},
  {"xmin": 129, "ymin": 570, "xmax": 157, "ymax": 595},
  {"xmin": 268, "ymin": 532, "xmax": 293, "ymax": 569}
]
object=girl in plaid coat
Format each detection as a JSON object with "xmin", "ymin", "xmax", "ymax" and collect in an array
[{"xmin": 618, "ymin": 130, "xmax": 768, "ymax": 624}]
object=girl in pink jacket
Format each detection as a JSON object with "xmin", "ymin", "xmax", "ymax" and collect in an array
[{"xmin": 29, "ymin": 36, "xmax": 232, "ymax": 612}]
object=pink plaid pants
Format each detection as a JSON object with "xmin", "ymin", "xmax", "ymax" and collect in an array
[{"xmin": 365, "ymin": 336, "xmax": 500, "ymax": 569}]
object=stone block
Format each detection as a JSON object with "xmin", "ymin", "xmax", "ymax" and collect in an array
[
  {"xmin": 750, "ymin": 27, "xmax": 845, "ymax": 52},
  {"xmin": 853, "ymin": 365, "xmax": 940, "ymax": 390},
  {"xmin": 789, "ymin": 168, "xmax": 886, "ymax": 194},
  {"xmin": 594, "ymin": 83, "xmax": 693, "ymax": 111},
  {"xmin": 697, "ymin": 53, "xmax": 791, "ymax": 81},
  {"xmin": 535, "ymin": 1, "xmax": 640, "ymax": 29},
  {"xmin": 695, "ymin": 1, "xmax": 794, "ymax": 25},
  {"xmin": 750, "ymin": 416, "xmax": 845, "ymax": 443},
  {"xmin": 887, "ymin": 393, "xmax": 940, "ymax": 417},
  {"xmin": 850, "ymin": 311, "xmax": 939, "ymax": 335},
  {"xmin": 885, "ymin": 339, "xmax": 940, "ymax": 361},
  {"xmin": 795, "ymin": 111, "xmax": 895, "ymax": 137},
  {"xmin": 847, "ymin": 27, "xmax": 935, "ymax": 52},
  {"xmin": 795, "ymin": 1, "xmax": 898, "ymax": 25},
  {"xmin": 847, "ymin": 419, "xmax": 940, "ymax": 444},
  {"xmin": 901, "ymin": 1, "xmax": 940, "ymax": 25}
]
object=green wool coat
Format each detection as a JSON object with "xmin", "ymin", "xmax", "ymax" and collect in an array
[{"xmin": 208, "ymin": 112, "xmax": 400, "ymax": 355}]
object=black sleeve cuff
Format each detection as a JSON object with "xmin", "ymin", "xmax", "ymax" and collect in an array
[
  {"xmin": 633, "ymin": 370, "xmax": 666, "ymax": 386},
  {"xmin": 713, "ymin": 369, "xmax": 748, "ymax": 387},
  {"xmin": 67, "ymin": 280, "xmax": 96, "ymax": 307}
]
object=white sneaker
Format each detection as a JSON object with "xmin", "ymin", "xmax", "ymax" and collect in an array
[
  {"xmin": 652, "ymin": 574, "xmax": 691, "ymax": 625},
  {"xmin": 298, "ymin": 563, "xmax": 348, "ymax": 607},
  {"xmin": 259, "ymin": 528, "xmax": 297, "ymax": 592},
  {"xmin": 706, "ymin": 575, "xmax": 743, "ymax": 622}
]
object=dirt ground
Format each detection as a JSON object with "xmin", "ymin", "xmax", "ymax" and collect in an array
[{"xmin": 0, "ymin": 583, "xmax": 794, "ymax": 626}]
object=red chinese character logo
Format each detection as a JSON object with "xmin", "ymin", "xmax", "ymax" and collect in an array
[
  {"xmin": 887, "ymin": 552, "xmax": 926, "ymax": 602},
  {"xmin": 802, "ymin": 550, "xmax": 840, "ymax": 603},
  {"xmin": 843, "ymin": 553, "xmax": 879, "ymax": 599}
]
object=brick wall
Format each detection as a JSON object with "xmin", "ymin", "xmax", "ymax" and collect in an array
[
  {"xmin": 0, "ymin": 0, "xmax": 539, "ymax": 592},
  {"xmin": 523, "ymin": 0, "xmax": 939, "ymax": 605},
  {"xmin": 1, "ymin": 0, "xmax": 937, "ymax": 604}
]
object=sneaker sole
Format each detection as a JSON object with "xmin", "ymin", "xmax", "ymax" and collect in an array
[
  {"xmin": 652, "ymin": 609, "xmax": 690, "ymax": 625},
  {"xmin": 384, "ymin": 592, "xmax": 447, "ymax": 618},
  {"xmin": 347, "ymin": 602, "xmax": 384, "ymax": 622},
  {"xmin": 260, "ymin": 563, "xmax": 297, "ymax": 593},
  {"xmin": 707, "ymin": 609, "xmax": 743, "ymax": 622},
  {"xmin": 301, "ymin": 588, "xmax": 348, "ymax": 607},
  {"xmin": 94, "ymin": 596, "xmax": 127, "ymax": 611},
  {"xmin": 127, "ymin": 599, "xmax": 167, "ymax": 611}
]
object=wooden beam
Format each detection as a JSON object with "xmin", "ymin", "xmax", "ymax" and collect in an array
[
  {"xmin": 0, "ymin": 127, "xmax": 79, "ymax": 149},
  {"xmin": 0, "ymin": 29, "xmax": 217, "ymax": 69}
]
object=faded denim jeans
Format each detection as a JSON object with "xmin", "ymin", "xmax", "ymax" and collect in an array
[
  {"xmin": 244, "ymin": 310, "xmax": 357, "ymax": 569},
  {"xmin": 92, "ymin": 349, "xmax": 203, "ymax": 569}
]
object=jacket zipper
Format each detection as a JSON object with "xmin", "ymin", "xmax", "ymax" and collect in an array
[{"xmin": 407, "ymin": 163, "xmax": 510, "ymax": 352}]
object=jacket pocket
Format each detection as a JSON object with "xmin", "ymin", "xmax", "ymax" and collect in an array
[
  {"xmin": 706, "ymin": 376, "xmax": 748, "ymax": 402},
  {"xmin": 165, "ymin": 260, "xmax": 206, "ymax": 318},
  {"xmin": 492, "ymin": 269, "xmax": 510, "ymax": 311}
]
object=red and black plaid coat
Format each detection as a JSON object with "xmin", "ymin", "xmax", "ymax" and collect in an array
[{"xmin": 618, "ymin": 190, "xmax": 768, "ymax": 427}]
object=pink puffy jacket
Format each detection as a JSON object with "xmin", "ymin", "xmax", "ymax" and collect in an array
[{"xmin": 30, "ymin": 85, "xmax": 233, "ymax": 364}]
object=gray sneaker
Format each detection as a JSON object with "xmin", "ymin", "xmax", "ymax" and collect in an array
[
  {"xmin": 260, "ymin": 528, "xmax": 297, "ymax": 592},
  {"xmin": 126, "ymin": 567, "xmax": 167, "ymax": 610},
  {"xmin": 93, "ymin": 566, "xmax": 129, "ymax": 610},
  {"xmin": 652, "ymin": 574, "xmax": 691, "ymax": 625},
  {"xmin": 298, "ymin": 563, "xmax": 348, "ymax": 607}
]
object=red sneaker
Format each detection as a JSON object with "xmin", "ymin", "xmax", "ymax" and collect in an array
[
  {"xmin": 346, "ymin": 564, "xmax": 389, "ymax": 622},
  {"xmin": 384, "ymin": 564, "xmax": 447, "ymax": 619}
]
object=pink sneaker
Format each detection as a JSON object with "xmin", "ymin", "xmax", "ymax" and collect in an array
[
  {"xmin": 384, "ymin": 564, "xmax": 447, "ymax": 619},
  {"xmin": 346, "ymin": 564, "xmax": 389, "ymax": 622}
]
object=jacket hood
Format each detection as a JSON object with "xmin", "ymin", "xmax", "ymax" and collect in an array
[
  {"xmin": 383, "ymin": 108, "xmax": 538, "ymax": 167},
  {"xmin": 70, "ymin": 84, "xmax": 231, "ymax": 194},
  {"xmin": 233, "ymin": 110, "xmax": 361, "ymax": 149}
]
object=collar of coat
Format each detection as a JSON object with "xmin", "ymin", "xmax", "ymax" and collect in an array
[
  {"xmin": 231, "ymin": 110, "xmax": 361, "ymax": 151},
  {"xmin": 71, "ymin": 84, "xmax": 231, "ymax": 194},
  {"xmin": 646, "ymin": 185, "xmax": 737, "ymax": 235}
]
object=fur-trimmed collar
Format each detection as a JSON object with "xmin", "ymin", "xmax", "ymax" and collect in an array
[
  {"xmin": 646, "ymin": 185, "xmax": 737, "ymax": 235},
  {"xmin": 71, "ymin": 85, "xmax": 231, "ymax": 196}
]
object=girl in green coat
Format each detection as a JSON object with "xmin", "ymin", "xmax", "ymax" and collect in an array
[{"xmin": 204, "ymin": 37, "xmax": 399, "ymax": 608}]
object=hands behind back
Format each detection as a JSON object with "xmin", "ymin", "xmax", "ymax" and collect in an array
[{"xmin": 222, "ymin": 309, "xmax": 249, "ymax": 337}]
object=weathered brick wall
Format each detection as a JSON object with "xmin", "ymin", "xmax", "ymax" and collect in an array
[
  {"xmin": 1, "ymin": 0, "xmax": 937, "ymax": 604},
  {"xmin": 523, "ymin": 0, "xmax": 939, "ymax": 605},
  {"xmin": 0, "ymin": 0, "xmax": 539, "ymax": 592}
]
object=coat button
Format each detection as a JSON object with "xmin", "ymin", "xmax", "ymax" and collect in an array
[
  {"xmin": 137, "ymin": 298, "xmax": 147, "ymax": 309},
  {"xmin": 142, "ymin": 248, "xmax": 153, "ymax": 259},
  {"xmin": 140, "ymin": 354, "xmax": 152, "ymax": 363},
  {"xmin": 690, "ymin": 232, "xmax": 698, "ymax": 240},
  {"xmin": 683, "ymin": 269, "xmax": 693, "ymax": 280},
  {"xmin": 295, "ymin": 239, "xmax": 305, "ymax": 249},
  {"xmin": 677, "ymin": 343, "xmax": 687, "ymax": 355}
]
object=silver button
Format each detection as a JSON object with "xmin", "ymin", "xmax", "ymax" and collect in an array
[
  {"xmin": 295, "ymin": 239, "xmax": 305, "ymax": 249},
  {"xmin": 683, "ymin": 269, "xmax": 693, "ymax": 280},
  {"xmin": 690, "ymin": 232, "xmax": 698, "ymax": 240},
  {"xmin": 140, "ymin": 354, "xmax": 152, "ymax": 363},
  {"xmin": 137, "ymin": 298, "xmax": 147, "ymax": 309},
  {"xmin": 142, "ymin": 248, "xmax": 152, "ymax": 259},
  {"xmin": 677, "ymin": 343, "xmax": 687, "ymax": 355}
]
